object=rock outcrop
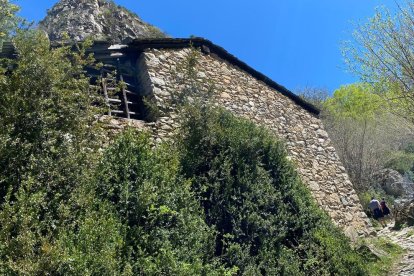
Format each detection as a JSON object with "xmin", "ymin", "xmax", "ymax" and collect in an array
[
  {"xmin": 373, "ymin": 169, "xmax": 414, "ymax": 197},
  {"xmin": 394, "ymin": 199, "xmax": 414, "ymax": 227},
  {"xmin": 39, "ymin": 0, "xmax": 166, "ymax": 42}
]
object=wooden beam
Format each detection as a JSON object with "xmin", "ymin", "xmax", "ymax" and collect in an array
[
  {"xmin": 101, "ymin": 78, "xmax": 111, "ymax": 116},
  {"xmin": 119, "ymin": 74, "xmax": 130, "ymax": 119}
]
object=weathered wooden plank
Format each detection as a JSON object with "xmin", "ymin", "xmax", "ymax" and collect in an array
[
  {"xmin": 119, "ymin": 74, "xmax": 130, "ymax": 119},
  {"xmin": 108, "ymin": 98, "xmax": 122, "ymax": 103},
  {"xmin": 101, "ymin": 78, "xmax": 111, "ymax": 116},
  {"xmin": 124, "ymin": 90, "xmax": 136, "ymax": 95},
  {"xmin": 111, "ymin": 110, "xmax": 138, "ymax": 116},
  {"xmin": 122, "ymin": 82, "xmax": 136, "ymax": 88}
]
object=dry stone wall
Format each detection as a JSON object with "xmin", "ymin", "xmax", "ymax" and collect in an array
[{"xmin": 137, "ymin": 47, "xmax": 372, "ymax": 237}]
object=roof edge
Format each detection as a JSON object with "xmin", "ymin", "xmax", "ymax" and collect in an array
[
  {"xmin": 0, "ymin": 38, "xmax": 320, "ymax": 115},
  {"xmin": 126, "ymin": 38, "xmax": 320, "ymax": 116}
]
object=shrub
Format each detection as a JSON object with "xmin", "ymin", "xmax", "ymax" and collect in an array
[
  {"xmin": 178, "ymin": 105, "xmax": 369, "ymax": 275},
  {"xmin": 385, "ymin": 151, "xmax": 414, "ymax": 174},
  {"xmin": 94, "ymin": 130, "xmax": 232, "ymax": 275},
  {"xmin": 0, "ymin": 30, "xmax": 104, "ymax": 274},
  {"xmin": 52, "ymin": 203, "xmax": 125, "ymax": 275}
]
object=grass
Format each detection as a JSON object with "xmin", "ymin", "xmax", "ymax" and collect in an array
[
  {"xmin": 394, "ymin": 221, "xmax": 408, "ymax": 230},
  {"xmin": 362, "ymin": 237, "xmax": 405, "ymax": 275}
]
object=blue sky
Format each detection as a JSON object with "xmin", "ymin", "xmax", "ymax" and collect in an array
[{"xmin": 17, "ymin": 0, "xmax": 398, "ymax": 93}]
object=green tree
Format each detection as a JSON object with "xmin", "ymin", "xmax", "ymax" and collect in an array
[
  {"xmin": 323, "ymin": 84, "xmax": 412, "ymax": 191},
  {"xmin": 0, "ymin": 30, "xmax": 105, "ymax": 274},
  {"xmin": 343, "ymin": 1, "xmax": 414, "ymax": 119},
  {"xmin": 0, "ymin": 0, "xmax": 20, "ymax": 47},
  {"xmin": 324, "ymin": 83, "xmax": 384, "ymax": 120}
]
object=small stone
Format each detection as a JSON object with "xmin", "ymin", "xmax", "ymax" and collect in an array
[
  {"xmin": 220, "ymin": 92, "xmax": 231, "ymax": 99},
  {"xmin": 145, "ymin": 53, "xmax": 156, "ymax": 60},
  {"xmin": 161, "ymin": 124, "xmax": 172, "ymax": 131},
  {"xmin": 296, "ymin": 141, "xmax": 305, "ymax": 147},
  {"xmin": 340, "ymin": 196, "xmax": 349, "ymax": 206},
  {"xmin": 197, "ymin": 72, "xmax": 206, "ymax": 78},
  {"xmin": 239, "ymin": 95, "xmax": 248, "ymax": 101},
  {"xmin": 153, "ymin": 87, "xmax": 170, "ymax": 97},
  {"xmin": 152, "ymin": 77, "xmax": 165, "ymax": 87},
  {"xmin": 316, "ymin": 129, "xmax": 329, "ymax": 138}
]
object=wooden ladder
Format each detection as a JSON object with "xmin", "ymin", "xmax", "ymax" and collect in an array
[{"xmin": 100, "ymin": 66, "xmax": 141, "ymax": 120}]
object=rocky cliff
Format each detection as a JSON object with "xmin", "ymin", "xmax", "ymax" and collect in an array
[{"xmin": 39, "ymin": 0, "xmax": 166, "ymax": 42}]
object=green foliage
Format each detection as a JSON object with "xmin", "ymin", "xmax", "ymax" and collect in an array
[
  {"xmin": 53, "ymin": 203, "xmax": 124, "ymax": 275},
  {"xmin": 0, "ymin": 30, "xmax": 102, "ymax": 201},
  {"xmin": 324, "ymin": 83, "xmax": 385, "ymax": 121},
  {"xmin": 178, "ymin": 105, "xmax": 369, "ymax": 275},
  {"xmin": 386, "ymin": 151, "xmax": 414, "ymax": 174},
  {"xmin": 0, "ymin": 0, "xmax": 20, "ymax": 46},
  {"xmin": 343, "ymin": 2, "xmax": 414, "ymax": 121},
  {"xmin": 0, "ymin": 30, "xmax": 105, "ymax": 274},
  {"xmin": 385, "ymin": 142, "xmax": 414, "ymax": 175},
  {"xmin": 321, "ymin": 82, "xmax": 411, "ymax": 192},
  {"xmin": 94, "ymin": 130, "xmax": 230, "ymax": 275}
]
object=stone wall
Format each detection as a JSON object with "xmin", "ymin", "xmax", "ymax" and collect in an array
[{"xmin": 137, "ymin": 47, "xmax": 372, "ymax": 237}]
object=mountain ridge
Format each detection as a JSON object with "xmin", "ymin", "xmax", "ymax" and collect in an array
[{"xmin": 39, "ymin": 0, "xmax": 167, "ymax": 43}]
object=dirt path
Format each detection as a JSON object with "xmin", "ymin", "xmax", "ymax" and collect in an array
[{"xmin": 378, "ymin": 224, "xmax": 414, "ymax": 275}]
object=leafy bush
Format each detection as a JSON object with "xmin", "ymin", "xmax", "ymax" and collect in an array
[
  {"xmin": 178, "ymin": 105, "xmax": 369, "ymax": 275},
  {"xmin": 52, "ymin": 202, "xmax": 125, "ymax": 275},
  {"xmin": 386, "ymin": 151, "xmax": 414, "ymax": 174},
  {"xmin": 0, "ymin": 30, "xmax": 104, "ymax": 274},
  {"xmin": 94, "ymin": 130, "xmax": 232, "ymax": 275}
]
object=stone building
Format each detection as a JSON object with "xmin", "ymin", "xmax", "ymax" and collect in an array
[
  {"xmin": 98, "ymin": 38, "xmax": 372, "ymax": 237},
  {"xmin": 0, "ymin": 38, "xmax": 372, "ymax": 237}
]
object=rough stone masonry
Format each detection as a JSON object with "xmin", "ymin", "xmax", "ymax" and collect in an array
[{"xmin": 130, "ymin": 43, "xmax": 372, "ymax": 237}]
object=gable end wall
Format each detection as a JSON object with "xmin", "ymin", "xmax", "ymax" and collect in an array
[{"xmin": 138, "ymin": 47, "xmax": 372, "ymax": 237}]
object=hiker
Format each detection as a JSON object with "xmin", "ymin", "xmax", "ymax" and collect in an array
[
  {"xmin": 368, "ymin": 197, "xmax": 386, "ymax": 226},
  {"xmin": 380, "ymin": 198, "xmax": 391, "ymax": 216}
]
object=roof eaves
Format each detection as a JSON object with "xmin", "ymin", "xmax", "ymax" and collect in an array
[
  {"xmin": 0, "ymin": 38, "xmax": 320, "ymax": 116},
  {"xmin": 126, "ymin": 38, "xmax": 320, "ymax": 116}
]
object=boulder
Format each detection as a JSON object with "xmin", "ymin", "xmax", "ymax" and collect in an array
[
  {"xmin": 373, "ymin": 169, "xmax": 414, "ymax": 197},
  {"xmin": 394, "ymin": 198, "xmax": 414, "ymax": 227},
  {"xmin": 356, "ymin": 243, "xmax": 386, "ymax": 262}
]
